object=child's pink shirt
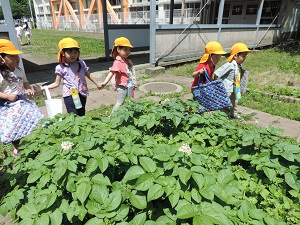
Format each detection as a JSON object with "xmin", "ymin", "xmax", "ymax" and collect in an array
[{"xmin": 109, "ymin": 56, "xmax": 131, "ymax": 88}]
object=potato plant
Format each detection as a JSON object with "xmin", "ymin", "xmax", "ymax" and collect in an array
[{"xmin": 0, "ymin": 99, "xmax": 299, "ymax": 225}]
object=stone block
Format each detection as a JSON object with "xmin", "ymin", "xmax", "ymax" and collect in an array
[{"xmin": 145, "ymin": 66, "xmax": 165, "ymax": 75}]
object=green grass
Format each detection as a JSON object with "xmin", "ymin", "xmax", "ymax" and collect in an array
[{"xmin": 21, "ymin": 29, "xmax": 105, "ymax": 60}]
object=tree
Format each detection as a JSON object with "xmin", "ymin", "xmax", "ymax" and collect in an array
[{"xmin": 0, "ymin": 0, "xmax": 34, "ymax": 20}]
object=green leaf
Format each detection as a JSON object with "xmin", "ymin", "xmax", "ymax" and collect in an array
[
  {"xmin": 106, "ymin": 190, "xmax": 122, "ymax": 211},
  {"xmin": 52, "ymin": 160, "xmax": 67, "ymax": 182},
  {"xmin": 98, "ymin": 157, "xmax": 109, "ymax": 173},
  {"xmin": 86, "ymin": 158, "xmax": 98, "ymax": 175},
  {"xmin": 123, "ymin": 166, "xmax": 145, "ymax": 182},
  {"xmin": 113, "ymin": 204, "xmax": 130, "ymax": 221},
  {"xmin": 147, "ymin": 184, "xmax": 164, "ymax": 201},
  {"xmin": 262, "ymin": 167, "xmax": 276, "ymax": 181},
  {"xmin": 76, "ymin": 181, "xmax": 92, "ymax": 204},
  {"xmin": 217, "ymin": 169, "xmax": 234, "ymax": 185},
  {"xmin": 34, "ymin": 213, "xmax": 49, "ymax": 225},
  {"xmin": 129, "ymin": 191, "xmax": 147, "ymax": 209},
  {"xmin": 173, "ymin": 116, "xmax": 182, "ymax": 127},
  {"xmin": 193, "ymin": 215, "xmax": 214, "ymax": 225},
  {"xmin": 178, "ymin": 167, "xmax": 192, "ymax": 185},
  {"xmin": 85, "ymin": 217, "xmax": 104, "ymax": 225},
  {"xmin": 192, "ymin": 172, "xmax": 204, "ymax": 189},
  {"xmin": 264, "ymin": 216, "xmax": 277, "ymax": 225},
  {"xmin": 139, "ymin": 157, "xmax": 157, "ymax": 173},
  {"xmin": 134, "ymin": 173, "xmax": 154, "ymax": 191},
  {"xmin": 227, "ymin": 150, "xmax": 239, "ymax": 162},
  {"xmin": 200, "ymin": 202, "xmax": 232, "ymax": 225},
  {"xmin": 191, "ymin": 188, "xmax": 201, "ymax": 203},
  {"xmin": 17, "ymin": 203, "xmax": 39, "ymax": 219},
  {"xmin": 129, "ymin": 212, "xmax": 147, "ymax": 225},
  {"xmin": 90, "ymin": 184, "xmax": 108, "ymax": 204},
  {"xmin": 153, "ymin": 153, "xmax": 170, "ymax": 161},
  {"xmin": 67, "ymin": 160, "xmax": 77, "ymax": 172},
  {"xmin": 27, "ymin": 170, "xmax": 42, "ymax": 184},
  {"xmin": 199, "ymin": 187, "xmax": 214, "ymax": 200},
  {"xmin": 237, "ymin": 200, "xmax": 250, "ymax": 222},
  {"xmin": 168, "ymin": 191, "xmax": 180, "ymax": 208},
  {"xmin": 249, "ymin": 209, "xmax": 266, "ymax": 220},
  {"xmin": 177, "ymin": 204, "xmax": 197, "ymax": 219},
  {"xmin": 59, "ymin": 199, "xmax": 69, "ymax": 214},
  {"xmin": 91, "ymin": 174, "xmax": 111, "ymax": 186},
  {"xmin": 49, "ymin": 209, "xmax": 63, "ymax": 225},
  {"xmin": 155, "ymin": 176, "xmax": 176, "ymax": 187},
  {"xmin": 285, "ymin": 173, "xmax": 300, "ymax": 191},
  {"xmin": 77, "ymin": 155, "xmax": 87, "ymax": 165},
  {"xmin": 37, "ymin": 149, "xmax": 56, "ymax": 162}
]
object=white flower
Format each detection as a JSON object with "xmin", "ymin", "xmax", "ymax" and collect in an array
[
  {"xmin": 178, "ymin": 143, "xmax": 192, "ymax": 156},
  {"xmin": 61, "ymin": 141, "xmax": 74, "ymax": 152}
]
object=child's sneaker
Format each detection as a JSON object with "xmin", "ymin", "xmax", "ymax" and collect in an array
[{"xmin": 12, "ymin": 149, "xmax": 18, "ymax": 157}]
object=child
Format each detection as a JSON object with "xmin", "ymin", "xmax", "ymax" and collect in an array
[
  {"xmin": 15, "ymin": 22, "xmax": 23, "ymax": 46},
  {"xmin": 34, "ymin": 37, "xmax": 101, "ymax": 116},
  {"xmin": 0, "ymin": 39, "xmax": 43, "ymax": 156},
  {"xmin": 191, "ymin": 41, "xmax": 227, "ymax": 88},
  {"xmin": 22, "ymin": 21, "xmax": 31, "ymax": 45},
  {"xmin": 214, "ymin": 42, "xmax": 252, "ymax": 118},
  {"xmin": 100, "ymin": 37, "xmax": 137, "ymax": 114}
]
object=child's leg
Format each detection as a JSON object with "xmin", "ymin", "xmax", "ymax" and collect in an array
[
  {"xmin": 77, "ymin": 95, "xmax": 87, "ymax": 116},
  {"xmin": 64, "ymin": 96, "xmax": 78, "ymax": 115},
  {"xmin": 64, "ymin": 95, "xmax": 86, "ymax": 116},
  {"xmin": 112, "ymin": 85, "xmax": 127, "ymax": 114},
  {"xmin": 229, "ymin": 92, "xmax": 237, "ymax": 117}
]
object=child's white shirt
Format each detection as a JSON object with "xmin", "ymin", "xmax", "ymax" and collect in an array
[{"xmin": 0, "ymin": 69, "xmax": 28, "ymax": 95}]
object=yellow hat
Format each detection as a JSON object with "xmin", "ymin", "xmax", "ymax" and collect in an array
[
  {"xmin": 227, "ymin": 43, "xmax": 252, "ymax": 62},
  {"xmin": 113, "ymin": 37, "xmax": 133, "ymax": 48},
  {"xmin": 200, "ymin": 41, "xmax": 227, "ymax": 63},
  {"xmin": 57, "ymin": 37, "xmax": 80, "ymax": 62},
  {"xmin": 0, "ymin": 39, "xmax": 22, "ymax": 55}
]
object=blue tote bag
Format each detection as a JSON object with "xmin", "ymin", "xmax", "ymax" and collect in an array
[{"xmin": 192, "ymin": 70, "xmax": 232, "ymax": 113}]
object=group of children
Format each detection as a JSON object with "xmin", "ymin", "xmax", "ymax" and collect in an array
[
  {"xmin": 15, "ymin": 21, "xmax": 31, "ymax": 46},
  {"xmin": 191, "ymin": 41, "xmax": 251, "ymax": 118},
  {"xmin": 0, "ymin": 35, "xmax": 250, "ymax": 155}
]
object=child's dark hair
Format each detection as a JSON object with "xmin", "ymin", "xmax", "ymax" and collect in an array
[
  {"xmin": 111, "ymin": 46, "xmax": 125, "ymax": 59},
  {"xmin": 23, "ymin": 22, "xmax": 29, "ymax": 30},
  {"xmin": 0, "ymin": 53, "xmax": 21, "ymax": 81},
  {"xmin": 61, "ymin": 48, "xmax": 82, "ymax": 72}
]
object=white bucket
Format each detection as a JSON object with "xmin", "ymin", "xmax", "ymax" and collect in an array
[
  {"xmin": 45, "ymin": 99, "xmax": 63, "ymax": 118},
  {"xmin": 44, "ymin": 86, "xmax": 63, "ymax": 118}
]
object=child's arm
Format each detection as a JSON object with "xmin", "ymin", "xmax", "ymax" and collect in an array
[
  {"xmin": 23, "ymin": 81, "xmax": 34, "ymax": 96},
  {"xmin": 33, "ymin": 74, "xmax": 62, "ymax": 93},
  {"xmin": 85, "ymin": 71, "xmax": 101, "ymax": 89},
  {"xmin": 43, "ymin": 74, "xmax": 62, "ymax": 90},
  {"xmin": 99, "ymin": 72, "xmax": 114, "ymax": 90},
  {"xmin": 192, "ymin": 68, "xmax": 205, "ymax": 78},
  {"xmin": 0, "ymin": 92, "xmax": 17, "ymax": 102}
]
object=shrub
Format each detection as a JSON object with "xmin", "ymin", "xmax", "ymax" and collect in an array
[{"xmin": 0, "ymin": 99, "xmax": 299, "ymax": 224}]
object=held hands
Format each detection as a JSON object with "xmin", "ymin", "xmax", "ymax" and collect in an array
[
  {"xmin": 99, "ymin": 83, "xmax": 107, "ymax": 90},
  {"xmin": 95, "ymin": 82, "xmax": 103, "ymax": 90}
]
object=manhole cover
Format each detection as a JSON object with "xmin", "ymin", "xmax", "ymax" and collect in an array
[{"xmin": 139, "ymin": 82, "xmax": 182, "ymax": 94}]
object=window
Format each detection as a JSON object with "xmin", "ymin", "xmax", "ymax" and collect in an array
[
  {"xmin": 232, "ymin": 5, "xmax": 243, "ymax": 15},
  {"xmin": 246, "ymin": 4, "xmax": 258, "ymax": 15}
]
